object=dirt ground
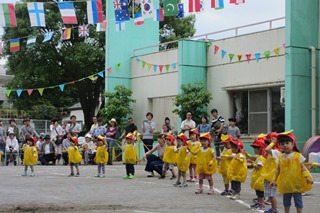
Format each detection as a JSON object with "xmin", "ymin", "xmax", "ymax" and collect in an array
[{"xmin": 1, "ymin": 162, "xmax": 320, "ymax": 213}]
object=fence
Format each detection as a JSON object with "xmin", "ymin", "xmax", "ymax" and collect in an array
[{"xmin": 0, "ymin": 118, "xmax": 51, "ymax": 135}]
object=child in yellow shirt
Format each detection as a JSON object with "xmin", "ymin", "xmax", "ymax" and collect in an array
[
  {"xmin": 160, "ymin": 135, "xmax": 177, "ymax": 179},
  {"xmin": 95, "ymin": 135, "xmax": 108, "ymax": 178},
  {"xmin": 173, "ymin": 133, "xmax": 190, "ymax": 187},
  {"xmin": 21, "ymin": 136, "xmax": 38, "ymax": 177},
  {"xmin": 123, "ymin": 133, "xmax": 137, "ymax": 179},
  {"xmin": 68, "ymin": 137, "xmax": 82, "ymax": 177},
  {"xmin": 187, "ymin": 128, "xmax": 201, "ymax": 182}
]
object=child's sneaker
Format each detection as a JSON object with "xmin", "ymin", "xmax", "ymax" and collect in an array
[
  {"xmin": 220, "ymin": 190, "xmax": 229, "ymax": 196},
  {"xmin": 180, "ymin": 182, "xmax": 188, "ymax": 187},
  {"xmin": 170, "ymin": 175, "xmax": 176, "ymax": 180},
  {"xmin": 250, "ymin": 203, "xmax": 259, "ymax": 209},
  {"xmin": 256, "ymin": 204, "xmax": 265, "ymax": 210},
  {"xmin": 173, "ymin": 181, "xmax": 181, "ymax": 187},
  {"xmin": 75, "ymin": 173, "xmax": 80, "ymax": 177},
  {"xmin": 21, "ymin": 172, "xmax": 27, "ymax": 177},
  {"xmin": 158, "ymin": 175, "xmax": 165, "ymax": 179},
  {"xmin": 95, "ymin": 174, "xmax": 101, "ymax": 178},
  {"xmin": 264, "ymin": 208, "xmax": 279, "ymax": 213},
  {"xmin": 230, "ymin": 193, "xmax": 240, "ymax": 200},
  {"xmin": 195, "ymin": 188, "xmax": 203, "ymax": 194},
  {"xmin": 128, "ymin": 174, "xmax": 135, "ymax": 179},
  {"xmin": 190, "ymin": 178, "xmax": 197, "ymax": 182},
  {"xmin": 123, "ymin": 175, "xmax": 129, "ymax": 179},
  {"xmin": 147, "ymin": 172, "xmax": 154, "ymax": 177},
  {"xmin": 68, "ymin": 173, "xmax": 74, "ymax": 177},
  {"xmin": 227, "ymin": 190, "xmax": 233, "ymax": 195},
  {"xmin": 30, "ymin": 172, "xmax": 35, "ymax": 177},
  {"xmin": 207, "ymin": 188, "xmax": 214, "ymax": 195},
  {"xmin": 102, "ymin": 174, "xmax": 106, "ymax": 178}
]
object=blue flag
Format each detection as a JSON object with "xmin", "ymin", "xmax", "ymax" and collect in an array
[
  {"xmin": 43, "ymin": 32, "xmax": 54, "ymax": 43},
  {"xmin": 176, "ymin": 3, "xmax": 184, "ymax": 18},
  {"xmin": 114, "ymin": 0, "xmax": 130, "ymax": 21}
]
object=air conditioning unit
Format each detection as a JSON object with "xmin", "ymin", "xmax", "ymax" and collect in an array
[{"xmin": 280, "ymin": 87, "xmax": 285, "ymax": 107}]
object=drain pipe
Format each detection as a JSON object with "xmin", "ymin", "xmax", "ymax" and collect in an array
[{"xmin": 309, "ymin": 46, "xmax": 316, "ymax": 136}]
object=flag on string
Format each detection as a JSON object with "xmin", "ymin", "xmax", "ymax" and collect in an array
[
  {"xmin": 245, "ymin": 53, "xmax": 251, "ymax": 63},
  {"xmin": 176, "ymin": 3, "xmax": 184, "ymax": 18},
  {"xmin": 163, "ymin": 0, "xmax": 178, "ymax": 17},
  {"xmin": 87, "ymin": 0, "xmax": 103, "ymax": 24},
  {"xmin": 214, "ymin": 45, "xmax": 219, "ymax": 54},
  {"xmin": 79, "ymin": 25, "xmax": 89, "ymax": 37},
  {"xmin": 153, "ymin": 65, "xmax": 157, "ymax": 72},
  {"xmin": 115, "ymin": 21, "xmax": 125, "ymax": 31},
  {"xmin": 159, "ymin": 65, "xmax": 164, "ymax": 73},
  {"xmin": 211, "ymin": 0, "xmax": 224, "ymax": 9},
  {"xmin": 230, "ymin": 0, "xmax": 245, "ymax": 5},
  {"xmin": 274, "ymin": 47, "xmax": 280, "ymax": 57},
  {"xmin": 0, "ymin": 40, "xmax": 3, "ymax": 54},
  {"xmin": 27, "ymin": 36, "xmax": 37, "ymax": 47},
  {"xmin": 264, "ymin": 50, "xmax": 270, "ymax": 60},
  {"xmin": 27, "ymin": 2, "xmax": 45, "ymax": 27},
  {"xmin": 142, "ymin": 0, "xmax": 154, "ymax": 19},
  {"xmin": 134, "ymin": 13, "xmax": 144, "ymax": 26},
  {"xmin": 153, "ymin": 8, "xmax": 164, "ymax": 21},
  {"xmin": 0, "ymin": 4, "xmax": 17, "ymax": 27},
  {"xmin": 188, "ymin": 0, "xmax": 201, "ymax": 13},
  {"xmin": 10, "ymin": 38, "xmax": 20, "ymax": 52},
  {"xmin": 229, "ymin": 53, "xmax": 234, "ymax": 62},
  {"xmin": 98, "ymin": 71, "xmax": 104, "ymax": 78},
  {"xmin": 58, "ymin": 2, "xmax": 78, "ymax": 24},
  {"xmin": 237, "ymin": 54, "xmax": 242, "ymax": 63},
  {"xmin": 107, "ymin": 67, "xmax": 112, "ymax": 74},
  {"xmin": 6, "ymin": 90, "xmax": 11, "ymax": 97},
  {"xmin": 221, "ymin": 50, "xmax": 226, "ymax": 59},
  {"xmin": 43, "ymin": 32, "xmax": 54, "ymax": 43},
  {"xmin": 59, "ymin": 84, "xmax": 65, "ymax": 92},
  {"xmin": 38, "ymin": 88, "xmax": 44, "ymax": 96},
  {"xmin": 200, "ymin": 0, "xmax": 205, "ymax": 12},
  {"xmin": 16, "ymin": 90, "xmax": 22, "ymax": 97},
  {"xmin": 114, "ymin": 0, "xmax": 130, "ymax": 21},
  {"xmin": 255, "ymin": 53, "xmax": 260, "ymax": 62},
  {"xmin": 27, "ymin": 89, "xmax": 33, "ymax": 96},
  {"xmin": 63, "ymin": 28, "xmax": 72, "ymax": 40},
  {"xmin": 96, "ymin": 20, "xmax": 107, "ymax": 31}
]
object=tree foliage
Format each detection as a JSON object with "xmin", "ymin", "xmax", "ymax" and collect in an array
[
  {"xmin": 173, "ymin": 82, "xmax": 212, "ymax": 125},
  {"xmin": 1, "ymin": 0, "xmax": 105, "ymax": 130},
  {"xmin": 100, "ymin": 85, "xmax": 136, "ymax": 131},
  {"xmin": 27, "ymin": 103, "xmax": 60, "ymax": 120}
]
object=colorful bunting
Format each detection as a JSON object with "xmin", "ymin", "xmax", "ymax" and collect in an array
[
  {"xmin": 88, "ymin": 75, "xmax": 95, "ymax": 80},
  {"xmin": 98, "ymin": 71, "xmax": 104, "ymax": 78},
  {"xmin": 0, "ymin": 4, "xmax": 17, "ymax": 27},
  {"xmin": 6, "ymin": 90, "xmax": 11, "ymax": 97},
  {"xmin": 255, "ymin": 53, "xmax": 260, "ymax": 62},
  {"xmin": 63, "ymin": 28, "xmax": 71, "ymax": 40},
  {"xmin": 211, "ymin": 0, "xmax": 224, "ymax": 9},
  {"xmin": 163, "ymin": 0, "xmax": 178, "ymax": 16},
  {"xmin": 245, "ymin": 54, "xmax": 251, "ymax": 63},
  {"xmin": 26, "ymin": 36, "xmax": 36, "ymax": 47},
  {"xmin": 27, "ymin": 2, "xmax": 45, "ymax": 27},
  {"xmin": 214, "ymin": 45, "xmax": 219, "ymax": 54},
  {"xmin": 274, "ymin": 48, "xmax": 280, "ymax": 57},
  {"xmin": 114, "ymin": 0, "xmax": 130, "ymax": 22},
  {"xmin": 43, "ymin": 32, "xmax": 54, "ymax": 43},
  {"xmin": 189, "ymin": 0, "xmax": 201, "ymax": 13},
  {"xmin": 172, "ymin": 63, "xmax": 176, "ymax": 69},
  {"xmin": 96, "ymin": 20, "xmax": 107, "ymax": 32},
  {"xmin": 142, "ymin": 61, "xmax": 146, "ymax": 68},
  {"xmin": 147, "ymin": 63, "xmax": 152, "ymax": 71},
  {"xmin": 107, "ymin": 67, "xmax": 112, "ymax": 74},
  {"xmin": 264, "ymin": 50, "xmax": 270, "ymax": 60},
  {"xmin": 221, "ymin": 50, "xmax": 226, "ymax": 59},
  {"xmin": 176, "ymin": 3, "xmax": 184, "ymax": 19},
  {"xmin": 153, "ymin": 64, "xmax": 157, "ymax": 72},
  {"xmin": 159, "ymin": 65, "xmax": 164, "ymax": 73},
  {"xmin": 79, "ymin": 25, "xmax": 89, "ymax": 37},
  {"xmin": 10, "ymin": 38, "xmax": 20, "ymax": 52},
  {"xmin": 237, "ymin": 54, "xmax": 242, "ymax": 63},
  {"xmin": 59, "ymin": 84, "xmax": 65, "ymax": 91},
  {"xmin": 165, "ymin": 64, "xmax": 170, "ymax": 72},
  {"xmin": 134, "ymin": 13, "xmax": 144, "ymax": 26},
  {"xmin": 229, "ymin": 53, "xmax": 234, "ymax": 62},
  {"xmin": 27, "ymin": 89, "xmax": 33, "ymax": 96},
  {"xmin": 153, "ymin": 8, "xmax": 164, "ymax": 21},
  {"xmin": 115, "ymin": 21, "xmax": 125, "ymax": 31},
  {"xmin": 16, "ymin": 90, "xmax": 22, "ymax": 97},
  {"xmin": 38, "ymin": 88, "xmax": 44, "ymax": 96}
]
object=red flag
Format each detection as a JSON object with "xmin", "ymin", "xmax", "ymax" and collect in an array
[
  {"xmin": 189, "ymin": 0, "xmax": 201, "ymax": 12},
  {"xmin": 159, "ymin": 65, "xmax": 164, "ymax": 73},
  {"xmin": 27, "ymin": 89, "xmax": 33, "ymax": 96},
  {"xmin": 246, "ymin": 54, "xmax": 251, "ymax": 63},
  {"xmin": 107, "ymin": 67, "xmax": 112, "ymax": 74},
  {"xmin": 214, "ymin": 45, "xmax": 219, "ymax": 55}
]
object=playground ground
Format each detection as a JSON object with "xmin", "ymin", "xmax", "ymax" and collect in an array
[{"xmin": 1, "ymin": 162, "xmax": 320, "ymax": 213}]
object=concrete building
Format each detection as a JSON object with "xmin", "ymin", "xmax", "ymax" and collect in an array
[{"xmin": 0, "ymin": 65, "xmax": 13, "ymax": 106}]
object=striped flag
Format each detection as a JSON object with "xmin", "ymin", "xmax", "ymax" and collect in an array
[
  {"xmin": 153, "ymin": 8, "xmax": 164, "ymax": 21},
  {"xmin": 87, "ymin": 0, "xmax": 103, "ymax": 24},
  {"xmin": 230, "ymin": 0, "xmax": 245, "ymax": 4},
  {"xmin": 63, "ymin": 28, "xmax": 71, "ymax": 40},
  {"xmin": 10, "ymin": 38, "xmax": 20, "ymax": 52},
  {"xmin": 211, "ymin": 0, "xmax": 224, "ymax": 9},
  {"xmin": 188, "ymin": 0, "xmax": 201, "ymax": 13},
  {"xmin": 0, "ymin": 4, "xmax": 17, "ymax": 27},
  {"xmin": 134, "ymin": 13, "xmax": 144, "ymax": 26},
  {"xmin": 27, "ymin": 36, "xmax": 37, "ymax": 47},
  {"xmin": 27, "ymin": 2, "xmax": 46, "ymax": 27},
  {"xmin": 58, "ymin": 2, "xmax": 78, "ymax": 24},
  {"xmin": 115, "ymin": 21, "xmax": 125, "ymax": 31},
  {"xmin": 96, "ymin": 20, "xmax": 107, "ymax": 31}
]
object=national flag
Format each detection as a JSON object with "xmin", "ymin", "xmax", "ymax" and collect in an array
[
  {"xmin": 27, "ymin": 2, "xmax": 46, "ymax": 27},
  {"xmin": 134, "ymin": 13, "xmax": 144, "ymax": 26},
  {"xmin": 163, "ymin": 0, "xmax": 178, "ymax": 17},
  {"xmin": 153, "ymin": 8, "xmax": 164, "ymax": 21},
  {"xmin": 115, "ymin": 21, "xmax": 125, "ymax": 31},
  {"xmin": 63, "ymin": 28, "xmax": 72, "ymax": 40},
  {"xmin": 87, "ymin": 0, "xmax": 103, "ymax": 24},
  {"xmin": 188, "ymin": 0, "xmax": 201, "ymax": 13},
  {"xmin": 0, "ymin": 4, "xmax": 17, "ymax": 27},
  {"xmin": 114, "ymin": 0, "xmax": 130, "ymax": 21},
  {"xmin": 79, "ymin": 24, "xmax": 89, "ymax": 37},
  {"xmin": 176, "ymin": 3, "xmax": 184, "ymax": 18},
  {"xmin": 114, "ymin": 0, "xmax": 122, "ymax": 10},
  {"xmin": 26, "ymin": 36, "xmax": 37, "ymax": 47},
  {"xmin": 230, "ymin": 0, "xmax": 245, "ymax": 4},
  {"xmin": 142, "ymin": 0, "xmax": 154, "ymax": 19},
  {"xmin": 43, "ymin": 32, "xmax": 54, "ymax": 43},
  {"xmin": 10, "ymin": 38, "xmax": 20, "ymax": 52},
  {"xmin": 211, "ymin": 0, "xmax": 224, "ymax": 9},
  {"xmin": 58, "ymin": 2, "xmax": 78, "ymax": 24},
  {"xmin": 96, "ymin": 20, "xmax": 107, "ymax": 31}
]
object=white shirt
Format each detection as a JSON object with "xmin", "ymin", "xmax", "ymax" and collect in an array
[
  {"xmin": 45, "ymin": 144, "xmax": 50, "ymax": 154},
  {"xmin": 270, "ymin": 149, "xmax": 281, "ymax": 164},
  {"xmin": 180, "ymin": 119, "xmax": 196, "ymax": 138},
  {"xmin": 50, "ymin": 124, "xmax": 63, "ymax": 138},
  {"xmin": 5, "ymin": 138, "xmax": 19, "ymax": 152}
]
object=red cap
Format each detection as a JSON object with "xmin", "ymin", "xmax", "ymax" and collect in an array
[
  {"xmin": 230, "ymin": 139, "xmax": 244, "ymax": 153},
  {"xmin": 70, "ymin": 137, "xmax": 78, "ymax": 145},
  {"xmin": 277, "ymin": 131, "xmax": 299, "ymax": 152},
  {"xmin": 126, "ymin": 133, "xmax": 134, "ymax": 140},
  {"xmin": 251, "ymin": 138, "xmax": 266, "ymax": 157},
  {"xmin": 97, "ymin": 135, "xmax": 105, "ymax": 142},
  {"xmin": 221, "ymin": 134, "xmax": 233, "ymax": 143},
  {"xmin": 177, "ymin": 133, "xmax": 188, "ymax": 146},
  {"xmin": 266, "ymin": 132, "xmax": 279, "ymax": 141},
  {"xmin": 165, "ymin": 135, "xmax": 176, "ymax": 145},
  {"xmin": 189, "ymin": 128, "xmax": 199, "ymax": 135}
]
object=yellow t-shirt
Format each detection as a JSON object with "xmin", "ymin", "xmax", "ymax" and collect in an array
[
  {"xmin": 177, "ymin": 146, "xmax": 190, "ymax": 172},
  {"xmin": 218, "ymin": 148, "xmax": 233, "ymax": 175},
  {"xmin": 124, "ymin": 143, "xmax": 137, "ymax": 164},
  {"xmin": 23, "ymin": 145, "xmax": 38, "ymax": 166},
  {"xmin": 277, "ymin": 152, "xmax": 313, "ymax": 194},
  {"xmin": 187, "ymin": 140, "xmax": 201, "ymax": 164},
  {"xmin": 163, "ymin": 145, "xmax": 177, "ymax": 164},
  {"xmin": 250, "ymin": 155, "xmax": 266, "ymax": 191},
  {"xmin": 68, "ymin": 146, "xmax": 82, "ymax": 164},
  {"xmin": 227, "ymin": 152, "xmax": 248, "ymax": 183},
  {"xmin": 95, "ymin": 145, "xmax": 109, "ymax": 164},
  {"xmin": 196, "ymin": 147, "xmax": 217, "ymax": 175}
]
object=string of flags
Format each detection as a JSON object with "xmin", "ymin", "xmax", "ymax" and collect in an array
[
  {"xmin": 208, "ymin": 42, "xmax": 286, "ymax": 63},
  {"xmin": 135, "ymin": 57, "xmax": 177, "ymax": 73}
]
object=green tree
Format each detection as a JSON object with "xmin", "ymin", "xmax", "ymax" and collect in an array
[
  {"xmin": 1, "ymin": 1, "xmax": 105, "ymax": 131},
  {"xmin": 100, "ymin": 85, "xmax": 136, "ymax": 131},
  {"xmin": 27, "ymin": 103, "xmax": 61, "ymax": 120},
  {"xmin": 160, "ymin": 15, "xmax": 196, "ymax": 49},
  {"xmin": 173, "ymin": 82, "xmax": 212, "ymax": 125}
]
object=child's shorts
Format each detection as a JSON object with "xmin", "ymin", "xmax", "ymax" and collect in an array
[
  {"xmin": 222, "ymin": 174, "xmax": 229, "ymax": 184},
  {"xmin": 163, "ymin": 162, "xmax": 174, "ymax": 170},
  {"xmin": 283, "ymin": 193, "xmax": 303, "ymax": 208},
  {"xmin": 264, "ymin": 180, "xmax": 277, "ymax": 197},
  {"xmin": 70, "ymin": 163, "xmax": 79, "ymax": 166},
  {"xmin": 199, "ymin": 174, "xmax": 212, "ymax": 180}
]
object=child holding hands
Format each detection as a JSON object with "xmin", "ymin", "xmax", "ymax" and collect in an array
[
  {"xmin": 160, "ymin": 135, "xmax": 177, "ymax": 180},
  {"xmin": 95, "ymin": 135, "xmax": 108, "ymax": 178},
  {"xmin": 173, "ymin": 133, "xmax": 190, "ymax": 187},
  {"xmin": 123, "ymin": 133, "xmax": 137, "ymax": 179}
]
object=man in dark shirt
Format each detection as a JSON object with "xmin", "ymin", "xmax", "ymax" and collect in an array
[
  {"xmin": 119, "ymin": 118, "xmax": 137, "ymax": 139},
  {"xmin": 210, "ymin": 109, "xmax": 225, "ymax": 157}
]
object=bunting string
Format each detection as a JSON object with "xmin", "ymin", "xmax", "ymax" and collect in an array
[{"xmin": 135, "ymin": 57, "xmax": 177, "ymax": 73}]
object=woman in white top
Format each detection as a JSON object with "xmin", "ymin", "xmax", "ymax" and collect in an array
[{"xmin": 50, "ymin": 118, "xmax": 63, "ymax": 140}]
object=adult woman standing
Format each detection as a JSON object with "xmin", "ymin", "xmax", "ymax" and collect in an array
[
  {"xmin": 197, "ymin": 116, "xmax": 211, "ymax": 134},
  {"xmin": 142, "ymin": 112, "xmax": 156, "ymax": 153},
  {"xmin": 106, "ymin": 118, "xmax": 118, "ymax": 165}
]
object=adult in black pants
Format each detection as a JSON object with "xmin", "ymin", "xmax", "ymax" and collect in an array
[
  {"xmin": 39, "ymin": 134, "xmax": 57, "ymax": 165},
  {"xmin": 142, "ymin": 112, "xmax": 156, "ymax": 153},
  {"xmin": 143, "ymin": 134, "xmax": 166, "ymax": 177}
]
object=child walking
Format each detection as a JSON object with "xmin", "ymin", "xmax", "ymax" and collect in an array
[
  {"xmin": 160, "ymin": 135, "xmax": 177, "ymax": 179},
  {"xmin": 271, "ymin": 131, "xmax": 313, "ymax": 213},
  {"xmin": 195, "ymin": 132, "xmax": 217, "ymax": 195},
  {"xmin": 249, "ymin": 138, "xmax": 267, "ymax": 210},
  {"xmin": 218, "ymin": 134, "xmax": 234, "ymax": 196},
  {"xmin": 68, "ymin": 137, "xmax": 82, "ymax": 177},
  {"xmin": 173, "ymin": 133, "xmax": 190, "ymax": 187},
  {"xmin": 187, "ymin": 128, "xmax": 201, "ymax": 182},
  {"xmin": 227, "ymin": 139, "xmax": 248, "ymax": 200},
  {"xmin": 95, "ymin": 135, "xmax": 108, "ymax": 178},
  {"xmin": 123, "ymin": 133, "xmax": 137, "ymax": 179},
  {"xmin": 21, "ymin": 136, "xmax": 38, "ymax": 177}
]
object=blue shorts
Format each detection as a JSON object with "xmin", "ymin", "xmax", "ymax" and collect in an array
[{"xmin": 283, "ymin": 193, "xmax": 303, "ymax": 208}]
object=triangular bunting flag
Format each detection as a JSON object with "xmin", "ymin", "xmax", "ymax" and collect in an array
[
  {"xmin": 221, "ymin": 50, "xmax": 226, "ymax": 59},
  {"xmin": 172, "ymin": 63, "xmax": 176, "ymax": 69},
  {"xmin": 165, "ymin": 64, "xmax": 170, "ymax": 72},
  {"xmin": 142, "ymin": 61, "xmax": 146, "ymax": 68},
  {"xmin": 6, "ymin": 90, "xmax": 11, "ymax": 97},
  {"xmin": 229, "ymin": 54, "xmax": 234, "ymax": 62},
  {"xmin": 159, "ymin": 65, "xmax": 164, "ymax": 73},
  {"xmin": 214, "ymin": 45, "xmax": 219, "ymax": 55},
  {"xmin": 264, "ymin": 51, "xmax": 270, "ymax": 60},
  {"xmin": 27, "ymin": 89, "xmax": 33, "ymax": 96},
  {"xmin": 246, "ymin": 54, "xmax": 251, "ymax": 63},
  {"xmin": 116, "ymin": 63, "xmax": 121, "ymax": 70},
  {"xmin": 59, "ymin": 84, "xmax": 65, "ymax": 91},
  {"xmin": 274, "ymin": 48, "xmax": 280, "ymax": 57},
  {"xmin": 88, "ymin": 75, "xmax": 95, "ymax": 80},
  {"xmin": 38, "ymin": 88, "xmax": 44, "ymax": 96},
  {"xmin": 255, "ymin": 53, "xmax": 261, "ymax": 62},
  {"xmin": 69, "ymin": 81, "xmax": 75, "ymax": 84},
  {"xmin": 135, "ymin": 58, "xmax": 140, "ymax": 61},
  {"xmin": 107, "ymin": 67, "xmax": 112, "ymax": 74},
  {"xmin": 206, "ymin": 42, "xmax": 212, "ymax": 46},
  {"xmin": 16, "ymin": 89, "xmax": 22, "ymax": 97},
  {"xmin": 98, "ymin": 71, "xmax": 104, "ymax": 78},
  {"xmin": 153, "ymin": 65, "xmax": 157, "ymax": 72},
  {"xmin": 147, "ymin": 63, "xmax": 152, "ymax": 71},
  {"xmin": 282, "ymin": 43, "xmax": 286, "ymax": 48},
  {"xmin": 237, "ymin": 54, "xmax": 242, "ymax": 63}
]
